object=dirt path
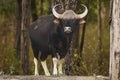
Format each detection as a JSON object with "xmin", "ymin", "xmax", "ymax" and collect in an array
[{"xmin": 0, "ymin": 75, "xmax": 109, "ymax": 80}]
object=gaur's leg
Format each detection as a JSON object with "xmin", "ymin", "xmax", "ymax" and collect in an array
[
  {"xmin": 58, "ymin": 58, "xmax": 64, "ymax": 75},
  {"xmin": 32, "ymin": 47, "xmax": 39, "ymax": 75},
  {"xmin": 52, "ymin": 57, "xmax": 58, "ymax": 75},
  {"xmin": 40, "ymin": 53, "xmax": 50, "ymax": 76}
]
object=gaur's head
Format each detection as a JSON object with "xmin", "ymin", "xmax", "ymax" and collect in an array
[{"xmin": 52, "ymin": 4, "xmax": 88, "ymax": 34}]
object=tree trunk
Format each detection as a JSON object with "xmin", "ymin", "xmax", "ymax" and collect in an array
[
  {"xmin": 109, "ymin": 0, "xmax": 120, "ymax": 80},
  {"xmin": 98, "ymin": 0, "xmax": 102, "ymax": 52},
  {"xmin": 31, "ymin": 0, "xmax": 38, "ymax": 21},
  {"xmin": 79, "ymin": 0, "xmax": 89, "ymax": 57},
  {"xmin": 97, "ymin": 0, "xmax": 102, "ymax": 73},
  {"xmin": 15, "ymin": 0, "xmax": 22, "ymax": 56},
  {"xmin": 40, "ymin": 0, "xmax": 43, "ymax": 15},
  {"xmin": 20, "ymin": 0, "xmax": 31, "ymax": 75}
]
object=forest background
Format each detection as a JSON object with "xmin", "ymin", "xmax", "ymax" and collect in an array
[{"xmin": 0, "ymin": 0, "xmax": 110, "ymax": 76}]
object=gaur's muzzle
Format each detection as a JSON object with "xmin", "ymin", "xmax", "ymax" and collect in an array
[{"xmin": 64, "ymin": 27, "xmax": 72, "ymax": 33}]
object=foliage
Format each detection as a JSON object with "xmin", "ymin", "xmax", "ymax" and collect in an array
[
  {"xmin": 69, "ymin": 23, "xmax": 109, "ymax": 76},
  {"xmin": 0, "ymin": 0, "xmax": 16, "ymax": 16}
]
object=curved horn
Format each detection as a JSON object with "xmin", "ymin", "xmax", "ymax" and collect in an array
[
  {"xmin": 76, "ymin": 4, "xmax": 88, "ymax": 19},
  {"xmin": 52, "ymin": 4, "xmax": 63, "ymax": 19}
]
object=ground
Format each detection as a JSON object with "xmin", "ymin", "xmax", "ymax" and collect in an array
[{"xmin": 0, "ymin": 75, "xmax": 109, "ymax": 80}]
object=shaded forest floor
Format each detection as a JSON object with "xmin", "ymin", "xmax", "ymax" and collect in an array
[{"xmin": 0, "ymin": 75, "xmax": 109, "ymax": 80}]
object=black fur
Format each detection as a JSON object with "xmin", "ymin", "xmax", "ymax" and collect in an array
[{"xmin": 29, "ymin": 15, "xmax": 78, "ymax": 61}]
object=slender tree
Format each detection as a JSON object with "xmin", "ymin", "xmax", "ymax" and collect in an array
[
  {"xmin": 97, "ymin": 0, "xmax": 102, "ymax": 73},
  {"xmin": 109, "ymin": 0, "xmax": 120, "ymax": 80},
  {"xmin": 40, "ymin": 0, "xmax": 43, "ymax": 15},
  {"xmin": 79, "ymin": 0, "xmax": 89, "ymax": 57},
  {"xmin": 15, "ymin": 0, "xmax": 31, "ymax": 74},
  {"xmin": 31, "ymin": 0, "xmax": 38, "ymax": 21},
  {"xmin": 15, "ymin": 0, "xmax": 22, "ymax": 56},
  {"xmin": 20, "ymin": 0, "xmax": 31, "ymax": 74}
]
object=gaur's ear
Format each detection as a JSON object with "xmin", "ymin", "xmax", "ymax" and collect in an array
[
  {"xmin": 79, "ymin": 19, "xmax": 86, "ymax": 25},
  {"xmin": 53, "ymin": 19, "xmax": 59, "ymax": 24}
]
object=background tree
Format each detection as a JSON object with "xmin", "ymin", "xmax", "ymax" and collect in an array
[
  {"xmin": 40, "ymin": 0, "xmax": 43, "ymax": 15},
  {"xmin": 20, "ymin": 0, "xmax": 31, "ymax": 74},
  {"xmin": 97, "ymin": 0, "xmax": 102, "ymax": 73},
  {"xmin": 15, "ymin": 0, "xmax": 22, "ymax": 57},
  {"xmin": 31, "ymin": 0, "xmax": 38, "ymax": 21},
  {"xmin": 15, "ymin": 0, "xmax": 31, "ymax": 74},
  {"xmin": 109, "ymin": 0, "xmax": 120, "ymax": 80}
]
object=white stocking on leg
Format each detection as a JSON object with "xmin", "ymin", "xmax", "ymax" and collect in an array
[
  {"xmin": 52, "ymin": 58, "xmax": 58, "ymax": 75},
  {"xmin": 34, "ymin": 57, "xmax": 39, "ymax": 75},
  {"xmin": 58, "ymin": 59, "xmax": 64, "ymax": 75},
  {"xmin": 41, "ymin": 60, "xmax": 50, "ymax": 76}
]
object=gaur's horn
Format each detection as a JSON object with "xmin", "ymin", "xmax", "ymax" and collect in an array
[
  {"xmin": 52, "ymin": 4, "xmax": 63, "ymax": 19},
  {"xmin": 75, "ymin": 4, "xmax": 88, "ymax": 19}
]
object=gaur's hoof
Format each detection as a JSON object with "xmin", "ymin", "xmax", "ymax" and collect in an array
[{"xmin": 45, "ymin": 74, "xmax": 51, "ymax": 76}]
